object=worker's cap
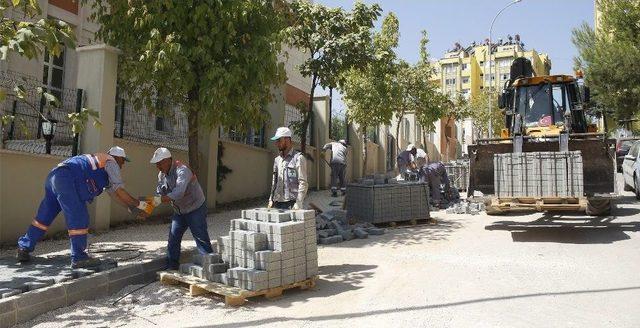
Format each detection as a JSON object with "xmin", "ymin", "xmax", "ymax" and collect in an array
[
  {"xmin": 416, "ymin": 149, "xmax": 427, "ymax": 159},
  {"xmin": 270, "ymin": 127, "xmax": 292, "ymax": 141},
  {"xmin": 339, "ymin": 139, "xmax": 347, "ymax": 145},
  {"xmin": 150, "ymin": 147, "xmax": 172, "ymax": 164},
  {"xmin": 107, "ymin": 146, "xmax": 130, "ymax": 162},
  {"xmin": 406, "ymin": 143, "xmax": 416, "ymax": 151}
]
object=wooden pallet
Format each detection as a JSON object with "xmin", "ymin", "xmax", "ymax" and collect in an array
[
  {"xmin": 486, "ymin": 197, "xmax": 588, "ymax": 214},
  {"xmin": 375, "ymin": 217, "xmax": 437, "ymax": 228},
  {"xmin": 158, "ymin": 271, "xmax": 317, "ymax": 306}
]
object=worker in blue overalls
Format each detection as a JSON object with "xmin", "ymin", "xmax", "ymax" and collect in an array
[{"xmin": 16, "ymin": 146, "xmax": 152, "ymax": 268}]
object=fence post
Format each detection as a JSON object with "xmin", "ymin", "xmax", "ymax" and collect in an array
[
  {"xmin": 36, "ymin": 94, "xmax": 45, "ymax": 139},
  {"xmin": 72, "ymin": 89, "xmax": 84, "ymax": 156},
  {"xmin": 76, "ymin": 44, "xmax": 120, "ymax": 232},
  {"xmin": 7, "ymin": 100, "xmax": 17, "ymax": 139}
]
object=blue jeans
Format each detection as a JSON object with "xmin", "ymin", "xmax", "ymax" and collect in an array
[
  {"xmin": 18, "ymin": 167, "xmax": 90, "ymax": 262},
  {"xmin": 166, "ymin": 202, "xmax": 213, "ymax": 270}
]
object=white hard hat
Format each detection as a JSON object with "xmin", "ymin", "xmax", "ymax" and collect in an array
[
  {"xmin": 270, "ymin": 127, "xmax": 292, "ymax": 141},
  {"xmin": 108, "ymin": 146, "xmax": 130, "ymax": 162},
  {"xmin": 150, "ymin": 147, "xmax": 172, "ymax": 164},
  {"xmin": 339, "ymin": 139, "xmax": 347, "ymax": 145},
  {"xmin": 406, "ymin": 143, "xmax": 416, "ymax": 151},
  {"xmin": 416, "ymin": 149, "xmax": 427, "ymax": 159}
]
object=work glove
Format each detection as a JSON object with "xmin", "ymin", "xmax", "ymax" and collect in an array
[
  {"xmin": 152, "ymin": 196, "xmax": 162, "ymax": 206},
  {"xmin": 267, "ymin": 200, "xmax": 273, "ymax": 208},
  {"xmin": 137, "ymin": 200, "xmax": 153, "ymax": 214},
  {"xmin": 128, "ymin": 206, "xmax": 148, "ymax": 219},
  {"xmin": 292, "ymin": 202, "xmax": 301, "ymax": 210}
]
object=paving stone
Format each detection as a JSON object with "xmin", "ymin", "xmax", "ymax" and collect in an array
[
  {"xmin": 293, "ymin": 231, "xmax": 305, "ymax": 241},
  {"xmin": 317, "ymin": 229, "xmax": 337, "ymax": 238},
  {"xmin": 282, "ymin": 258, "xmax": 295, "ymax": 269},
  {"xmin": 340, "ymin": 230, "xmax": 354, "ymax": 241},
  {"xmin": 246, "ymin": 281, "xmax": 268, "ymax": 291},
  {"xmin": 24, "ymin": 280, "xmax": 54, "ymax": 291},
  {"xmin": 281, "ymin": 266, "xmax": 295, "ymax": 277},
  {"xmin": 179, "ymin": 263, "xmax": 197, "ymax": 275},
  {"xmin": 269, "ymin": 210, "xmax": 292, "ymax": 223},
  {"xmin": 268, "ymin": 270, "xmax": 281, "ymax": 280},
  {"xmin": 294, "ymin": 248, "xmax": 306, "ymax": 258},
  {"xmin": 282, "ymin": 275, "xmax": 295, "ymax": 286},
  {"xmin": 207, "ymin": 263, "xmax": 229, "ymax": 274},
  {"xmin": 268, "ymin": 277, "xmax": 282, "ymax": 289},
  {"xmin": 189, "ymin": 265, "xmax": 205, "ymax": 279},
  {"xmin": 0, "ymin": 288, "xmax": 21, "ymax": 298},
  {"xmin": 353, "ymin": 228, "xmax": 369, "ymax": 239},
  {"xmin": 366, "ymin": 228, "xmax": 385, "ymax": 235},
  {"xmin": 245, "ymin": 270, "xmax": 268, "ymax": 283},
  {"xmin": 305, "ymin": 250, "xmax": 318, "ymax": 260},
  {"xmin": 72, "ymin": 269, "xmax": 95, "ymax": 278},
  {"xmin": 293, "ymin": 239, "xmax": 305, "ymax": 249},
  {"xmin": 16, "ymin": 294, "xmax": 66, "ymax": 323},
  {"xmin": 227, "ymin": 267, "xmax": 250, "ymax": 280},
  {"xmin": 293, "ymin": 210, "xmax": 315, "ymax": 221},
  {"xmin": 319, "ymin": 235, "xmax": 344, "ymax": 244},
  {"xmin": 108, "ymin": 264, "xmax": 143, "ymax": 282},
  {"xmin": 210, "ymin": 273, "xmax": 228, "ymax": 285},
  {"xmin": 255, "ymin": 250, "xmax": 281, "ymax": 262}
]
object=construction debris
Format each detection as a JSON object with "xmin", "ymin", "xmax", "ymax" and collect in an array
[
  {"xmin": 315, "ymin": 209, "xmax": 385, "ymax": 243},
  {"xmin": 446, "ymin": 200, "xmax": 486, "ymax": 215}
]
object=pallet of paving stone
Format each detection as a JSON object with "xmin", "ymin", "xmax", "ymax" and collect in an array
[{"xmin": 158, "ymin": 271, "xmax": 317, "ymax": 306}]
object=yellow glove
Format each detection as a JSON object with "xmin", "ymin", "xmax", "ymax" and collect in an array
[
  {"xmin": 292, "ymin": 202, "xmax": 301, "ymax": 210},
  {"xmin": 152, "ymin": 196, "xmax": 162, "ymax": 206},
  {"xmin": 267, "ymin": 200, "xmax": 273, "ymax": 208},
  {"xmin": 137, "ymin": 200, "xmax": 153, "ymax": 215}
]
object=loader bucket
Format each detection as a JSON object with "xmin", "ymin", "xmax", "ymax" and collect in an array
[{"xmin": 468, "ymin": 138, "xmax": 615, "ymax": 196}]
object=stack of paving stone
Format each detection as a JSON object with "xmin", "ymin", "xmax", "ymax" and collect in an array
[
  {"xmin": 314, "ymin": 209, "xmax": 385, "ymax": 244},
  {"xmin": 445, "ymin": 201, "xmax": 486, "ymax": 215},
  {"xmin": 494, "ymin": 151, "xmax": 584, "ymax": 198},
  {"xmin": 444, "ymin": 160, "xmax": 469, "ymax": 192},
  {"xmin": 179, "ymin": 208, "xmax": 318, "ymax": 291}
]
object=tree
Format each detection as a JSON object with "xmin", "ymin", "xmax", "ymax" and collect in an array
[
  {"xmin": 89, "ymin": 0, "xmax": 287, "ymax": 174},
  {"xmin": 458, "ymin": 90, "xmax": 502, "ymax": 139},
  {"xmin": 342, "ymin": 13, "xmax": 400, "ymax": 173},
  {"xmin": 573, "ymin": 0, "xmax": 640, "ymax": 121},
  {"xmin": 286, "ymin": 1, "xmax": 381, "ymax": 153},
  {"xmin": 0, "ymin": 0, "xmax": 92, "ymax": 144}
]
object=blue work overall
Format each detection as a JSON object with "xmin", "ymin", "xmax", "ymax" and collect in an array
[{"xmin": 17, "ymin": 154, "xmax": 110, "ymax": 262}]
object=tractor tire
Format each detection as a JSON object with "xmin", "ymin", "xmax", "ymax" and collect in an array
[{"xmin": 586, "ymin": 198, "xmax": 612, "ymax": 216}]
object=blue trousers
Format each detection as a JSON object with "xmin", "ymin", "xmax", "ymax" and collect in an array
[
  {"xmin": 166, "ymin": 202, "xmax": 213, "ymax": 270},
  {"xmin": 18, "ymin": 167, "xmax": 90, "ymax": 262}
]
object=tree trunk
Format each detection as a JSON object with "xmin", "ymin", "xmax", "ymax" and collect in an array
[
  {"xmin": 187, "ymin": 110, "xmax": 199, "ymax": 176},
  {"xmin": 362, "ymin": 125, "xmax": 368, "ymax": 175},
  {"xmin": 300, "ymin": 73, "xmax": 318, "ymax": 154},
  {"xmin": 395, "ymin": 111, "xmax": 404, "ymax": 153}
]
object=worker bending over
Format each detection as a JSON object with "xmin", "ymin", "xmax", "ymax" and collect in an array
[
  {"xmin": 322, "ymin": 139, "xmax": 348, "ymax": 197},
  {"xmin": 268, "ymin": 127, "xmax": 308, "ymax": 210},
  {"xmin": 16, "ymin": 146, "xmax": 151, "ymax": 268}
]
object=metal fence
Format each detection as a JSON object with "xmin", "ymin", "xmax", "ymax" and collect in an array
[
  {"xmin": 113, "ymin": 96, "xmax": 189, "ymax": 151},
  {"xmin": 1, "ymin": 71, "xmax": 81, "ymax": 156},
  {"xmin": 330, "ymin": 107, "xmax": 348, "ymax": 142},
  {"xmin": 284, "ymin": 103, "xmax": 313, "ymax": 144},
  {"xmin": 219, "ymin": 126, "xmax": 266, "ymax": 148}
]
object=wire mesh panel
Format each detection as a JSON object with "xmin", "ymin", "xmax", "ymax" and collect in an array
[
  {"xmin": 330, "ymin": 107, "xmax": 347, "ymax": 141},
  {"xmin": 219, "ymin": 126, "xmax": 265, "ymax": 148},
  {"xmin": 444, "ymin": 160, "xmax": 469, "ymax": 192},
  {"xmin": 284, "ymin": 103, "xmax": 312, "ymax": 144},
  {"xmin": 113, "ymin": 97, "xmax": 188, "ymax": 151},
  {"xmin": 1, "ymin": 71, "xmax": 80, "ymax": 156}
]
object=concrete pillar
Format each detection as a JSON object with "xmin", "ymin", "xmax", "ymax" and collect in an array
[
  {"xmin": 313, "ymin": 96, "xmax": 330, "ymax": 189},
  {"xmin": 198, "ymin": 129, "xmax": 219, "ymax": 210},
  {"xmin": 76, "ymin": 44, "xmax": 120, "ymax": 231}
]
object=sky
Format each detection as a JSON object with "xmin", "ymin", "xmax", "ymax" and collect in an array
[{"xmin": 314, "ymin": 0, "xmax": 596, "ymax": 110}]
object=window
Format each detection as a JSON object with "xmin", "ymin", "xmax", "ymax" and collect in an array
[
  {"xmin": 443, "ymin": 64, "xmax": 457, "ymax": 74},
  {"xmin": 461, "ymin": 63, "xmax": 468, "ymax": 71},
  {"xmin": 42, "ymin": 47, "xmax": 65, "ymax": 100},
  {"xmin": 222, "ymin": 126, "xmax": 265, "ymax": 147},
  {"xmin": 445, "ymin": 78, "xmax": 456, "ymax": 85},
  {"xmin": 484, "ymin": 74, "xmax": 495, "ymax": 81},
  {"xmin": 462, "ymin": 77, "xmax": 470, "ymax": 84},
  {"xmin": 498, "ymin": 59, "xmax": 511, "ymax": 67}
]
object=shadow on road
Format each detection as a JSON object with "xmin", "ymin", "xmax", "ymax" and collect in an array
[{"xmin": 192, "ymin": 285, "xmax": 640, "ymax": 328}]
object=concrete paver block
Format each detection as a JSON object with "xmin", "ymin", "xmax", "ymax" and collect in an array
[
  {"xmin": 268, "ymin": 277, "xmax": 282, "ymax": 289},
  {"xmin": 207, "ymin": 263, "xmax": 229, "ymax": 274},
  {"xmin": 282, "ymin": 275, "xmax": 295, "ymax": 286},
  {"xmin": 189, "ymin": 265, "xmax": 205, "ymax": 279}
]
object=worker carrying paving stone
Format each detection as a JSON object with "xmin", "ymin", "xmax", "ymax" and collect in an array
[
  {"xmin": 418, "ymin": 157, "xmax": 452, "ymax": 209},
  {"xmin": 396, "ymin": 144, "xmax": 417, "ymax": 180},
  {"xmin": 321, "ymin": 139, "xmax": 348, "ymax": 197},
  {"xmin": 149, "ymin": 147, "xmax": 214, "ymax": 270},
  {"xmin": 16, "ymin": 146, "xmax": 151, "ymax": 268},
  {"xmin": 268, "ymin": 127, "xmax": 308, "ymax": 210}
]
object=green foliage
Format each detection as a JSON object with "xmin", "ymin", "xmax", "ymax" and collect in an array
[
  {"xmin": 342, "ymin": 12, "xmax": 400, "ymax": 134},
  {"xmin": 286, "ymin": 1, "xmax": 382, "ymax": 151},
  {"xmin": 573, "ymin": 0, "xmax": 640, "ymax": 121},
  {"xmin": 458, "ymin": 90, "xmax": 502, "ymax": 137},
  {"xmin": 330, "ymin": 115, "xmax": 347, "ymax": 141},
  {"xmin": 89, "ymin": 0, "xmax": 288, "ymax": 171}
]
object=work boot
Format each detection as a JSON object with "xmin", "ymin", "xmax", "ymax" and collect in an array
[
  {"xmin": 16, "ymin": 248, "xmax": 31, "ymax": 263},
  {"xmin": 71, "ymin": 257, "xmax": 102, "ymax": 269},
  {"xmin": 331, "ymin": 192, "xmax": 338, "ymax": 197}
]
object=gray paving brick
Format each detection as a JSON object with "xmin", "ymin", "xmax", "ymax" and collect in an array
[
  {"xmin": 281, "ymin": 249, "xmax": 294, "ymax": 260},
  {"xmin": 293, "ymin": 210, "xmax": 315, "ymax": 221},
  {"xmin": 294, "ymin": 256, "xmax": 306, "ymax": 266},
  {"xmin": 227, "ymin": 267, "xmax": 250, "ymax": 280},
  {"xmin": 141, "ymin": 257, "xmax": 166, "ymax": 273},
  {"xmin": 72, "ymin": 268, "xmax": 95, "ymax": 278},
  {"xmin": 294, "ymin": 248, "xmax": 306, "ymax": 258},
  {"xmin": 282, "ymin": 258, "xmax": 295, "ymax": 269},
  {"xmin": 268, "ymin": 277, "xmax": 282, "ymax": 289},
  {"xmin": 269, "ymin": 233, "xmax": 293, "ymax": 244},
  {"xmin": 209, "ymin": 273, "xmax": 228, "ymax": 284},
  {"xmin": 207, "ymin": 263, "xmax": 229, "ymax": 274},
  {"xmin": 268, "ymin": 270, "xmax": 281, "ymax": 280},
  {"xmin": 282, "ymin": 275, "xmax": 295, "ymax": 286},
  {"xmin": 179, "ymin": 263, "xmax": 197, "ymax": 275},
  {"xmin": 189, "ymin": 265, "xmax": 205, "ymax": 279},
  {"xmin": 108, "ymin": 264, "xmax": 143, "ymax": 282},
  {"xmin": 1, "ymin": 289, "xmax": 21, "ymax": 298},
  {"xmin": 269, "ymin": 210, "xmax": 292, "ymax": 223},
  {"xmin": 0, "ymin": 297, "xmax": 16, "ymax": 315},
  {"xmin": 24, "ymin": 280, "xmax": 54, "ymax": 291},
  {"xmin": 14, "ymin": 284, "xmax": 65, "ymax": 309},
  {"xmin": 109, "ymin": 274, "xmax": 143, "ymax": 294},
  {"xmin": 255, "ymin": 250, "xmax": 281, "ymax": 262},
  {"xmin": 256, "ymin": 260, "xmax": 281, "ymax": 272},
  {"xmin": 306, "ymin": 265, "xmax": 318, "ymax": 277},
  {"xmin": 282, "ymin": 266, "xmax": 295, "ymax": 277},
  {"xmin": 305, "ymin": 251, "xmax": 318, "ymax": 260},
  {"xmin": 246, "ymin": 281, "xmax": 268, "ymax": 291},
  {"xmin": 293, "ymin": 230, "xmax": 305, "ymax": 241},
  {"xmin": 246, "ymin": 270, "xmax": 268, "ymax": 283},
  {"xmin": 294, "ymin": 239, "xmax": 305, "ymax": 249}
]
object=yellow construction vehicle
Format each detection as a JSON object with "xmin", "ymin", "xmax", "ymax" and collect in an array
[{"xmin": 468, "ymin": 58, "xmax": 616, "ymax": 215}]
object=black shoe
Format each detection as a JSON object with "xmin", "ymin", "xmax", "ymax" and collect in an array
[
  {"xmin": 71, "ymin": 257, "xmax": 102, "ymax": 269},
  {"xmin": 16, "ymin": 248, "xmax": 30, "ymax": 263},
  {"xmin": 331, "ymin": 192, "xmax": 338, "ymax": 197}
]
